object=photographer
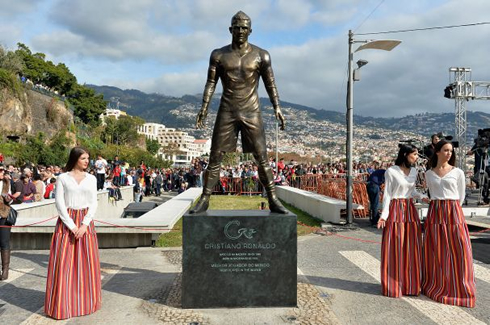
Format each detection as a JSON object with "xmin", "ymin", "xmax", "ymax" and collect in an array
[
  {"xmin": 423, "ymin": 134, "xmax": 440, "ymax": 162},
  {"xmin": 468, "ymin": 128, "xmax": 490, "ymax": 204}
]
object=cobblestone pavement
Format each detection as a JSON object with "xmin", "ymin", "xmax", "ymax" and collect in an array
[{"xmin": 0, "ymin": 218, "xmax": 489, "ymax": 324}]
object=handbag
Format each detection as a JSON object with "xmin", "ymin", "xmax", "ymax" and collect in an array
[{"xmin": 6, "ymin": 206, "xmax": 17, "ymax": 226}]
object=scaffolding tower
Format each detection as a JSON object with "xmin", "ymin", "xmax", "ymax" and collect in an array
[{"xmin": 445, "ymin": 67, "xmax": 490, "ymax": 172}]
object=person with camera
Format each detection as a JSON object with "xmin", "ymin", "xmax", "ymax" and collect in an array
[
  {"xmin": 422, "ymin": 140, "xmax": 476, "ymax": 307},
  {"xmin": 0, "ymin": 166, "xmax": 13, "ymax": 280},
  {"xmin": 377, "ymin": 144, "xmax": 426, "ymax": 298},
  {"xmin": 467, "ymin": 129, "xmax": 490, "ymax": 204},
  {"xmin": 423, "ymin": 134, "xmax": 440, "ymax": 163}
]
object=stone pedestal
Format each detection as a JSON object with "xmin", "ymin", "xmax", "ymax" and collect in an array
[{"xmin": 182, "ymin": 210, "xmax": 297, "ymax": 309}]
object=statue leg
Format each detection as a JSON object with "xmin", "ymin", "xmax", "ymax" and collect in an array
[
  {"xmin": 254, "ymin": 152, "xmax": 288, "ymax": 214},
  {"xmin": 189, "ymin": 151, "xmax": 224, "ymax": 214}
]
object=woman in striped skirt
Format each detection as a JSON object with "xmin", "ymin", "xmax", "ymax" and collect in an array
[
  {"xmin": 45, "ymin": 147, "xmax": 101, "ymax": 319},
  {"xmin": 423, "ymin": 140, "xmax": 476, "ymax": 307},
  {"xmin": 378, "ymin": 144, "xmax": 425, "ymax": 297}
]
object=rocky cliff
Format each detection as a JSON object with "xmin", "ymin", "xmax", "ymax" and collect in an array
[{"xmin": 0, "ymin": 87, "xmax": 74, "ymax": 140}]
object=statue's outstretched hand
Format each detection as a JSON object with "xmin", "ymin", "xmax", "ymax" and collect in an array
[
  {"xmin": 196, "ymin": 108, "xmax": 208, "ymax": 129},
  {"xmin": 275, "ymin": 107, "xmax": 286, "ymax": 130}
]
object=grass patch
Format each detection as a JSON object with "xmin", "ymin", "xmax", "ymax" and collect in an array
[
  {"xmin": 155, "ymin": 194, "xmax": 323, "ymax": 247},
  {"xmin": 155, "ymin": 217, "xmax": 183, "ymax": 247}
]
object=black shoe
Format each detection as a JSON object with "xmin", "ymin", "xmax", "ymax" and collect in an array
[
  {"xmin": 268, "ymin": 197, "xmax": 288, "ymax": 214},
  {"xmin": 189, "ymin": 195, "xmax": 210, "ymax": 214}
]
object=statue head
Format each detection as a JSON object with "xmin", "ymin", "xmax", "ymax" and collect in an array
[
  {"xmin": 229, "ymin": 11, "xmax": 252, "ymax": 44},
  {"xmin": 231, "ymin": 11, "xmax": 251, "ymax": 28}
]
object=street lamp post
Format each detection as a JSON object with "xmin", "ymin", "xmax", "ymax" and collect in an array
[{"xmin": 346, "ymin": 30, "xmax": 401, "ymax": 225}]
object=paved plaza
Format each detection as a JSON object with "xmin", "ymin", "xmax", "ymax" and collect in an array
[{"xmin": 0, "ymin": 217, "xmax": 489, "ymax": 325}]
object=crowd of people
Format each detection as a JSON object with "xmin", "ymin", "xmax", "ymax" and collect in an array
[
  {"xmin": 0, "ymin": 156, "xmax": 211, "ymax": 205},
  {"xmin": 0, "ymin": 140, "xmax": 476, "ymax": 316},
  {"xmin": 0, "ymin": 154, "xmax": 388, "ymax": 207}
]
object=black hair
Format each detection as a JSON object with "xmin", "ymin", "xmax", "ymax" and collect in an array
[
  {"xmin": 395, "ymin": 144, "xmax": 418, "ymax": 168},
  {"xmin": 430, "ymin": 139, "xmax": 456, "ymax": 168},
  {"xmin": 65, "ymin": 147, "xmax": 89, "ymax": 171}
]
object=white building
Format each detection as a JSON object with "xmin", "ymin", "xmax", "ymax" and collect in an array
[
  {"xmin": 138, "ymin": 123, "xmax": 210, "ymax": 166},
  {"xmin": 99, "ymin": 108, "xmax": 127, "ymax": 124}
]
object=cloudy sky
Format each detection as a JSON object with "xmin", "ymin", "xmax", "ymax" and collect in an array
[{"xmin": 1, "ymin": 0, "xmax": 489, "ymax": 117}]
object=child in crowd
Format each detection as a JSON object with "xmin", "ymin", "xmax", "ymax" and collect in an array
[{"xmin": 44, "ymin": 178, "xmax": 56, "ymax": 199}]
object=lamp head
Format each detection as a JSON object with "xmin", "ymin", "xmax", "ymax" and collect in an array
[{"xmin": 357, "ymin": 59, "xmax": 368, "ymax": 68}]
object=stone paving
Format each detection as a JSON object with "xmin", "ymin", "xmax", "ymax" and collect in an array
[{"xmin": 0, "ymin": 218, "xmax": 489, "ymax": 324}]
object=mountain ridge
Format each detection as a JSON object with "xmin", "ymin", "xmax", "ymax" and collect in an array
[{"xmin": 89, "ymin": 84, "xmax": 489, "ymax": 142}]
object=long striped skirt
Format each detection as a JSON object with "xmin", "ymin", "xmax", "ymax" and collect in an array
[
  {"xmin": 422, "ymin": 200, "xmax": 476, "ymax": 307},
  {"xmin": 381, "ymin": 198, "xmax": 422, "ymax": 297},
  {"xmin": 44, "ymin": 208, "xmax": 102, "ymax": 319}
]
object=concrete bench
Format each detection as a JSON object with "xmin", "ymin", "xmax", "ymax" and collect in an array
[
  {"xmin": 12, "ymin": 186, "xmax": 134, "ymax": 221},
  {"xmin": 276, "ymin": 186, "xmax": 363, "ymax": 224},
  {"xmin": 10, "ymin": 187, "xmax": 202, "ymax": 249}
]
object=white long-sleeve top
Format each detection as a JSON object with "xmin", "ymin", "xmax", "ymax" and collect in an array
[
  {"xmin": 55, "ymin": 172, "xmax": 98, "ymax": 230},
  {"xmin": 425, "ymin": 167, "xmax": 465, "ymax": 205},
  {"xmin": 380, "ymin": 166, "xmax": 425, "ymax": 221}
]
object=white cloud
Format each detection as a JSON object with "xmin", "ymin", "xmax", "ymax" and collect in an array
[
  {"xmin": 5, "ymin": 0, "xmax": 490, "ymax": 118},
  {"xmin": 112, "ymin": 71, "xmax": 208, "ymax": 97},
  {"xmin": 0, "ymin": 0, "xmax": 40, "ymax": 17}
]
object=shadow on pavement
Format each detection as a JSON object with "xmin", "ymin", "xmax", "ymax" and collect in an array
[
  {"xmin": 0, "ymin": 260, "xmax": 179, "ymax": 314},
  {"xmin": 100, "ymin": 263, "xmax": 178, "ymax": 302},
  {"xmin": 306, "ymin": 275, "xmax": 381, "ymax": 296},
  {"xmin": 0, "ymin": 283, "xmax": 45, "ymax": 313},
  {"xmin": 12, "ymin": 252, "xmax": 49, "ymax": 269}
]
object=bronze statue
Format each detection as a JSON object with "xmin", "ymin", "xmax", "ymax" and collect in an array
[{"xmin": 190, "ymin": 11, "xmax": 288, "ymax": 214}]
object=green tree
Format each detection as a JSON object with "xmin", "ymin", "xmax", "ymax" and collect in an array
[
  {"xmin": 223, "ymin": 152, "xmax": 239, "ymax": 166},
  {"xmin": 15, "ymin": 43, "xmax": 47, "ymax": 84},
  {"xmin": 101, "ymin": 115, "xmax": 144, "ymax": 146},
  {"xmin": 146, "ymin": 138, "xmax": 160, "ymax": 156},
  {"xmin": 0, "ymin": 45, "xmax": 23, "ymax": 75},
  {"xmin": 67, "ymin": 84, "xmax": 106, "ymax": 125}
]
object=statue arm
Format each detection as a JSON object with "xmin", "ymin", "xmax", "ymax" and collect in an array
[
  {"xmin": 197, "ymin": 51, "xmax": 220, "ymax": 129},
  {"xmin": 261, "ymin": 51, "xmax": 285, "ymax": 130}
]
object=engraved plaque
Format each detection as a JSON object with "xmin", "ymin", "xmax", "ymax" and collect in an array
[{"xmin": 182, "ymin": 210, "xmax": 297, "ymax": 308}]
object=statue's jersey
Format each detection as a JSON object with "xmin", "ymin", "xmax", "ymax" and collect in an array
[{"xmin": 206, "ymin": 44, "xmax": 279, "ymax": 113}]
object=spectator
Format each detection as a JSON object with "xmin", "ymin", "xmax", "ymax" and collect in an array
[
  {"xmin": 154, "ymin": 171, "xmax": 163, "ymax": 196},
  {"xmin": 10, "ymin": 173, "xmax": 23, "ymax": 205},
  {"xmin": 94, "ymin": 155, "xmax": 108, "ymax": 191},
  {"xmin": 44, "ymin": 178, "xmax": 56, "ymax": 199},
  {"xmin": 104, "ymin": 176, "xmax": 122, "ymax": 201},
  {"xmin": 33, "ymin": 174, "xmax": 45, "ymax": 202},
  {"xmin": 112, "ymin": 163, "xmax": 121, "ymax": 186},
  {"xmin": 21, "ymin": 175, "xmax": 36, "ymax": 203},
  {"xmin": 366, "ymin": 162, "xmax": 386, "ymax": 226},
  {"xmin": 0, "ymin": 166, "xmax": 13, "ymax": 280}
]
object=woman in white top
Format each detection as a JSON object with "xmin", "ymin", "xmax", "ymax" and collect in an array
[
  {"xmin": 377, "ymin": 144, "xmax": 424, "ymax": 298},
  {"xmin": 44, "ymin": 147, "xmax": 102, "ymax": 319},
  {"xmin": 422, "ymin": 140, "xmax": 476, "ymax": 308}
]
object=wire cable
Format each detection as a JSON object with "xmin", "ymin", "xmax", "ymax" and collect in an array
[
  {"xmin": 356, "ymin": 21, "xmax": 490, "ymax": 36},
  {"xmin": 353, "ymin": 0, "xmax": 386, "ymax": 32}
]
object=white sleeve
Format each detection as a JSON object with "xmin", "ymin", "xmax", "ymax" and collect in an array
[
  {"xmin": 82, "ymin": 176, "xmax": 98, "ymax": 226},
  {"xmin": 458, "ymin": 169, "xmax": 466, "ymax": 205},
  {"xmin": 380, "ymin": 170, "xmax": 392, "ymax": 221},
  {"xmin": 55, "ymin": 176, "xmax": 77, "ymax": 230}
]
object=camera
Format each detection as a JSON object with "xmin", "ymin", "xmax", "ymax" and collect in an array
[
  {"xmin": 436, "ymin": 132, "xmax": 459, "ymax": 148},
  {"xmin": 475, "ymin": 128, "xmax": 490, "ymax": 148}
]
